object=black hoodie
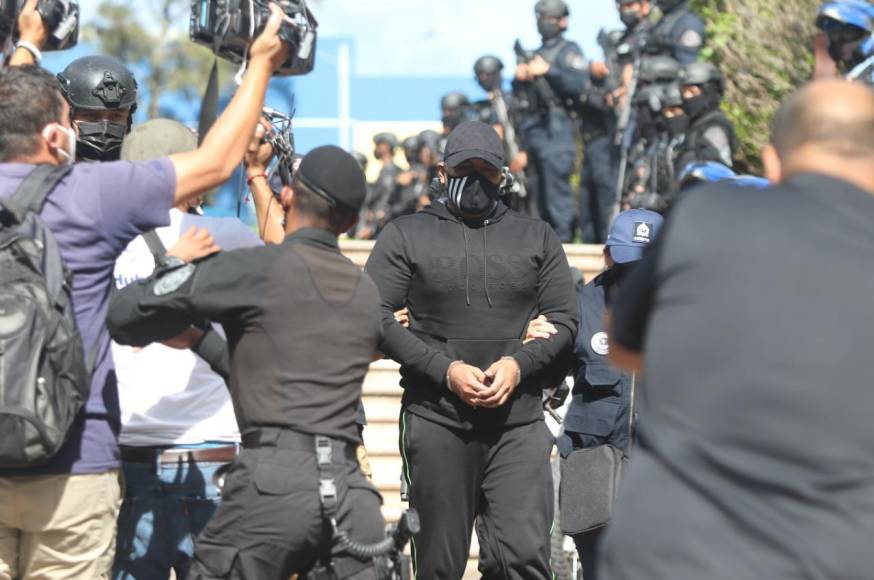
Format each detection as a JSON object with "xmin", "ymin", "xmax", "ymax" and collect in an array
[{"xmin": 365, "ymin": 200, "xmax": 579, "ymax": 430}]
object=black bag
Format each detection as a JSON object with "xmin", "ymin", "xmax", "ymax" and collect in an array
[
  {"xmin": 0, "ymin": 165, "xmax": 93, "ymax": 467},
  {"xmin": 559, "ymin": 374, "xmax": 637, "ymax": 535}
]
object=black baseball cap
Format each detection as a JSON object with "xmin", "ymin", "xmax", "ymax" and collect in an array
[
  {"xmin": 294, "ymin": 146, "xmax": 368, "ymax": 212},
  {"xmin": 443, "ymin": 121, "xmax": 505, "ymax": 170}
]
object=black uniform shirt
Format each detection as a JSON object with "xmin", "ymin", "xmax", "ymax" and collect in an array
[
  {"xmin": 107, "ymin": 228, "xmax": 383, "ymax": 444},
  {"xmin": 603, "ymin": 174, "xmax": 874, "ymax": 579}
]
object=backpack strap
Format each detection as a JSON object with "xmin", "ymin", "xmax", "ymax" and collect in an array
[
  {"xmin": 141, "ymin": 228, "xmax": 232, "ymax": 384},
  {"xmin": 142, "ymin": 229, "xmax": 167, "ymax": 262},
  {"xmin": 1, "ymin": 165, "xmax": 73, "ymax": 224}
]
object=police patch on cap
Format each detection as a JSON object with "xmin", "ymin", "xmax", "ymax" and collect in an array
[
  {"xmin": 632, "ymin": 221, "xmax": 653, "ymax": 244},
  {"xmin": 591, "ymin": 332, "xmax": 610, "ymax": 356}
]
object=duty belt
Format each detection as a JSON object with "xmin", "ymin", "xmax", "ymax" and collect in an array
[{"xmin": 242, "ymin": 427, "xmax": 356, "ymax": 526}]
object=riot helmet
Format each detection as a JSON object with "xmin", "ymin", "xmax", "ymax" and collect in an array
[
  {"xmin": 638, "ymin": 55, "xmax": 681, "ymax": 85},
  {"xmin": 474, "ymin": 55, "xmax": 504, "ymax": 92},
  {"xmin": 402, "ymin": 135, "xmax": 420, "ymax": 166},
  {"xmin": 373, "ymin": 132, "xmax": 398, "ymax": 150},
  {"xmin": 352, "ymin": 151, "xmax": 368, "ymax": 172},
  {"xmin": 679, "ymin": 62, "xmax": 725, "ymax": 119},
  {"xmin": 535, "ymin": 0, "xmax": 569, "ymax": 40},
  {"xmin": 418, "ymin": 129, "xmax": 443, "ymax": 166},
  {"xmin": 656, "ymin": 0, "xmax": 687, "ymax": 12},
  {"xmin": 441, "ymin": 92, "xmax": 473, "ymax": 132},
  {"xmin": 57, "ymin": 55, "xmax": 138, "ymax": 162},
  {"xmin": 816, "ymin": 0, "xmax": 874, "ymax": 72},
  {"xmin": 677, "ymin": 161, "xmax": 735, "ymax": 192}
]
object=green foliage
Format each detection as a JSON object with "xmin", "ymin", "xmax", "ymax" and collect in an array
[
  {"xmin": 83, "ymin": 0, "xmax": 235, "ymax": 119},
  {"xmin": 689, "ymin": 0, "xmax": 819, "ymax": 171}
]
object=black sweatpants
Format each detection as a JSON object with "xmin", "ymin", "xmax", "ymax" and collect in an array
[
  {"xmin": 187, "ymin": 442, "xmax": 385, "ymax": 580},
  {"xmin": 400, "ymin": 411, "xmax": 554, "ymax": 580}
]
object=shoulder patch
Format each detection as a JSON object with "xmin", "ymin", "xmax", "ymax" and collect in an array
[
  {"xmin": 679, "ymin": 29, "xmax": 703, "ymax": 48},
  {"xmin": 153, "ymin": 263, "xmax": 196, "ymax": 296}
]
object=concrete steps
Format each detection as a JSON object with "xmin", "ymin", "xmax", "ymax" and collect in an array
[{"xmin": 346, "ymin": 241, "xmax": 604, "ymax": 579}]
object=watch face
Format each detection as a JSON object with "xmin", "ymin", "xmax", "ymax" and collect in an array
[{"xmin": 153, "ymin": 263, "xmax": 195, "ymax": 296}]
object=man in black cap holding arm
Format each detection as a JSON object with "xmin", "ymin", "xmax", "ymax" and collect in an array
[
  {"xmin": 106, "ymin": 146, "xmax": 386, "ymax": 580},
  {"xmin": 366, "ymin": 121, "xmax": 578, "ymax": 579}
]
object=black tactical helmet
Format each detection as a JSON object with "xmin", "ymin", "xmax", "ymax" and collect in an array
[
  {"xmin": 418, "ymin": 130, "xmax": 442, "ymax": 153},
  {"xmin": 402, "ymin": 135, "xmax": 420, "ymax": 162},
  {"xmin": 373, "ymin": 132, "xmax": 398, "ymax": 149},
  {"xmin": 57, "ymin": 55, "xmax": 138, "ymax": 113},
  {"xmin": 638, "ymin": 55, "xmax": 681, "ymax": 84},
  {"xmin": 474, "ymin": 55, "xmax": 504, "ymax": 92},
  {"xmin": 535, "ymin": 0, "xmax": 570, "ymax": 17},
  {"xmin": 441, "ymin": 92, "xmax": 471, "ymax": 111},
  {"xmin": 679, "ymin": 62, "xmax": 725, "ymax": 94},
  {"xmin": 57, "ymin": 55, "xmax": 138, "ymax": 161},
  {"xmin": 660, "ymin": 82, "xmax": 684, "ymax": 108}
]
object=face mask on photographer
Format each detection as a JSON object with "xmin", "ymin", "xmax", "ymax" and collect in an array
[
  {"xmin": 447, "ymin": 172, "xmax": 500, "ymax": 218},
  {"xmin": 74, "ymin": 120, "xmax": 128, "ymax": 162},
  {"xmin": 42, "ymin": 123, "xmax": 77, "ymax": 166}
]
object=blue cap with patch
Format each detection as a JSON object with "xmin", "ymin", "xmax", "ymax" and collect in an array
[{"xmin": 606, "ymin": 209, "xmax": 664, "ymax": 264}]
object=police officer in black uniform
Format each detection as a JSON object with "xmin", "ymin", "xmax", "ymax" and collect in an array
[
  {"xmin": 558, "ymin": 208, "xmax": 663, "ymax": 580},
  {"xmin": 645, "ymin": 0, "xmax": 706, "ymax": 65},
  {"xmin": 387, "ymin": 135, "xmax": 423, "ymax": 221},
  {"xmin": 516, "ymin": 0, "xmax": 588, "ymax": 242},
  {"xmin": 674, "ymin": 61, "xmax": 735, "ymax": 171},
  {"xmin": 441, "ymin": 92, "xmax": 475, "ymax": 136},
  {"xmin": 57, "ymin": 55, "xmax": 138, "ymax": 162},
  {"xmin": 106, "ymin": 146, "xmax": 387, "ymax": 580},
  {"xmin": 358, "ymin": 132, "xmax": 401, "ymax": 239}
]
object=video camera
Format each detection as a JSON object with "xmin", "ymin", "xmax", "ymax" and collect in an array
[
  {"xmin": 0, "ymin": 0, "xmax": 78, "ymax": 50},
  {"xmin": 190, "ymin": 0, "xmax": 317, "ymax": 76}
]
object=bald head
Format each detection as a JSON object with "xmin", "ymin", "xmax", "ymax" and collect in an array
[
  {"xmin": 771, "ymin": 80, "xmax": 874, "ymax": 161},
  {"xmin": 765, "ymin": 80, "xmax": 874, "ymax": 192}
]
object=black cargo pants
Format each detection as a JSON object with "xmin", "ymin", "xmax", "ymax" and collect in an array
[
  {"xmin": 400, "ymin": 411, "xmax": 554, "ymax": 579},
  {"xmin": 188, "ymin": 430, "xmax": 385, "ymax": 580}
]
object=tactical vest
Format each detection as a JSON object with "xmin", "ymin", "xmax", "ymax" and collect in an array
[
  {"xmin": 645, "ymin": 7, "xmax": 688, "ymax": 56},
  {"xmin": 683, "ymin": 110, "xmax": 736, "ymax": 166}
]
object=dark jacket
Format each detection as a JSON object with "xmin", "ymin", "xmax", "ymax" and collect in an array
[
  {"xmin": 559, "ymin": 270, "xmax": 634, "ymax": 456},
  {"xmin": 365, "ymin": 200, "xmax": 578, "ymax": 431},
  {"xmin": 107, "ymin": 228, "xmax": 382, "ymax": 444}
]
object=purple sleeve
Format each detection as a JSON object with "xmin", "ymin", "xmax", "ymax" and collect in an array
[{"xmin": 97, "ymin": 158, "xmax": 176, "ymax": 253}]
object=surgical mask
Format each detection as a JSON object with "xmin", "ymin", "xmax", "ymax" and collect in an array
[
  {"xmin": 447, "ymin": 173, "xmax": 500, "ymax": 218},
  {"xmin": 75, "ymin": 121, "xmax": 127, "ymax": 162},
  {"xmin": 664, "ymin": 114, "xmax": 690, "ymax": 137},
  {"xmin": 620, "ymin": 9, "xmax": 641, "ymax": 28},
  {"xmin": 537, "ymin": 18, "xmax": 562, "ymax": 40},
  {"xmin": 42, "ymin": 123, "xmax": 76, "ymax": 166}
]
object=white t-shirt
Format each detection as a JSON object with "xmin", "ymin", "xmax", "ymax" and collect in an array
[{"xmin": 112, "ymin": 209, "xmax": 262, "ymax": 446}]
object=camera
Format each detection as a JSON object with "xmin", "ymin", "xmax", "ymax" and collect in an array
[
  {"xmin": 0, "ymin": 0, "xmax": 79, "ymax": 51},
  {"xmin": 190, "ymin": 0, "xmax": 317, "ymax": 76}
]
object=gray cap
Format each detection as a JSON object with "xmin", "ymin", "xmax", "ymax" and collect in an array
[
  {"xmin": 443, "ymin": 121, "xmax": 505, "ymax": 170},
  {"xmin": 121, "ymin": 119, "xmax": 197, "ymax": 161}
]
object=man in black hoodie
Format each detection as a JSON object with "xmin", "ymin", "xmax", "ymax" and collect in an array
[{"xmin": 366, "ymin": 121, "xmax": 578, "ymax": 580}]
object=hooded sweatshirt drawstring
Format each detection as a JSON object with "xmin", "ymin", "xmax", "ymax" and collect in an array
[
  {"xmin": 462, "ymin": 223, "xmax": 471, "ymax": 306},
  {"xmin": 483, "ymin": 220, "xmax": 493, "ymax": 307}
]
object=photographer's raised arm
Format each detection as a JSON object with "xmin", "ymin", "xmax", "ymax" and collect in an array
[
  {"xmin": 170, "ymin": 3, "xmax": 289, "ymax": 206},
  {"xmin": 9, "ymin": 0, "xmax": 47, "ymax": 66}
]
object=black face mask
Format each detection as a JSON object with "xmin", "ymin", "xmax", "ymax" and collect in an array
[
  {"xmin": 620, "ymin": 9, "xmax": 641, "ymax": 29},
  {"xmin": 76, "ymin": 121, "xmax": 127, "ymax": 162},
  {"xmin": 682, "ymin": 92, "xmax": 710, "ymax": 119},
  {"xmin": 477, "ymin": 73, "xmax": 501, "ymax": 93},
  {"xmin": 637, "ymin": 107, "xmax": 660, "ymax": 141},
  {"xmin": 537, "ymin": 18, "xmax": 562, "ymax": 41},
  {"xmin": 664, "ymin": 114, "xmax": 690, "ymax": 137},
  {"xmin": 447, "ymin": 173, "xmax": 500, "ymax": 218}
]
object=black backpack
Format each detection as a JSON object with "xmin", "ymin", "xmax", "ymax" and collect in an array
[{"xmin": 0, "ymin": 164, "xmax": 94, "ymax": 467}]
